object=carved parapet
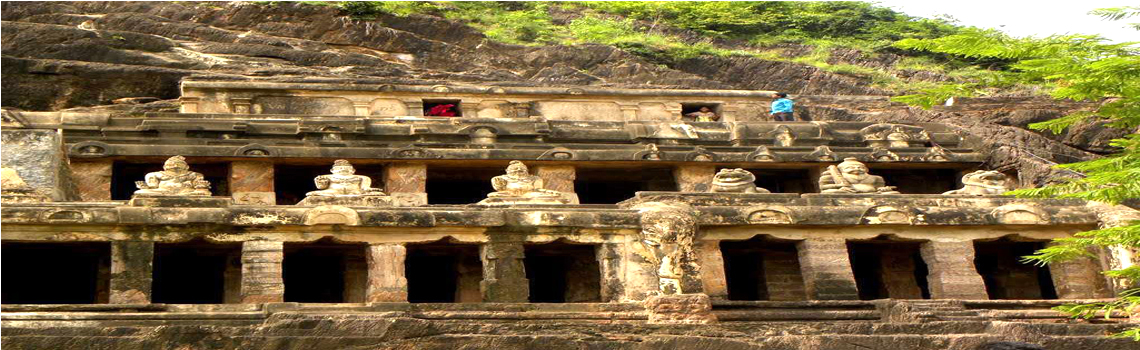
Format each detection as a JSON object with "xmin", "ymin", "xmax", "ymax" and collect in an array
[{"xmin": 860, "ymin": 123, "xmax": 929, "ymax": 148}]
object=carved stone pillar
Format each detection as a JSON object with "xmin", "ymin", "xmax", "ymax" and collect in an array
[
  {"xmin": 534, "ymin": 165, "xmax": 578, "ymax": 204},
  {"xmin": 596, "ymin": 242, "xmax": 624, "ymax": 302},
  {"xmin": 384, "ymin": 163, "xmax": 427, "ymax": 206},
  {"xmin": 920, "ymin": 241, "xmax": 989, "ymax": 299},
  {"xmin": 230, "ymin": 160, "xmax": 275, "ymax": 205},
  {"xmin": 109, "ymin": 241, "xmax": 153, "ymax": 304},
  {"xmin": 480, "ymin": 242, "xmax": 529, "ymax": 302},
  {"xmin": 796, "ymin": 238, "xmax": 859, "ymax": 300},
  {"xmin": 366, "ymin": 243, "xmax": 409, "ymax": 302},
  {"xmin": 71, "ymin": 160, "xmax": 113, "ymax": 201},
  {"xmin": 1048, "ymin": 242, "xmax": 1110, "ymax": 299},
  {"xmin": 622, "ymin": 235, "xmax": 661, "ymax": 302},
  {"xmin": 241, "ymin": 241, "xmax": 284, "ymax": 303},
  {"xmin": 673, "ymin": 164, "xmax": 716, "ymax": 192},
  {"xmin": 697, "ymin": 240, "xmax": 728, "ymax": 300}
]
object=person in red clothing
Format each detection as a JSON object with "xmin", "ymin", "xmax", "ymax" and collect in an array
[{"xmin": 426, "ymin": 104, "xmax": 457, "ymax": 117}]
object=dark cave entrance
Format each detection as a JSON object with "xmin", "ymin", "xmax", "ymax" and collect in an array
[
  {"xmin": 425, "ymin": 166, "xmax": 501, "ymax": 204},
  {"xmin": 847, "ymin": 239, "xmax": 930, "ymax": 300},
  {"xmin": 2, "ymin": 242, "xmax": 111, "ymax": 304},
  {"xmin": 405, "ymin": 240, "xmax": 483, "ymax": 303},
  {"xmin": 720, "ymin": 236, "xmax": 806, "ymax": 301},
  {"xmin": 152, "ymin": 240, "xmax": 242, "ymax": 304},
  {"xmin": 524, "ymin": 241, "xmax": 601, "ymax": 303},
  {"xmin": 574, "ymin": 167, "xmax": 677, "ymax": 204},
  {"xmin": 283, "ymin": 239, "xmax": 368, "ymax": 303},
  {"xmin": 974, "ymin": 239, "xmax": 1058, "ymax": 300}
]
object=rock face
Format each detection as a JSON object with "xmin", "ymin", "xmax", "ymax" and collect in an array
[{"xmin": 0, "ymin": 1, "xmax": 1120, "ymax": 189}]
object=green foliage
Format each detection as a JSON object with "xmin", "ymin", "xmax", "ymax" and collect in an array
[
  {"xmin": 337, "ymin": 1, "xmax": 442, "ymax": 18},
  {"xmin": 892, "ymin": 9, "xmax": 1140, "ymax": 338},
  {"xmin": 565, "ymin": 15, "xmax": 724, "ymax": 62},
  {"xmin": 1090, "ymin": 6, "xmax": 1140, "ymax": 30},
  {"xmin": 576, "ymin": 1, "xmax": 963, "ymax": 46}
]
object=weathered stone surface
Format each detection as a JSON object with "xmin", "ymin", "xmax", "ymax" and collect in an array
[
  {"xmin": 796, "ymin": 238, "xmax": 859, "ymax": 300},
  {"xmin": 1047, "ymin": 242, "xmax": 1110, "ymax": 299},
  {"xmin": 384, "ymin": 163, "xmax": 426, "ymax": 193},
  {"xmin": 480, "ymin": 242, "xmax": 529, "ymax": 302},
  {"xmin": 366, "ymin": 243, "xmax": 409, "ymax": 303},
  {"xmin": 241, "ymin": 241, "xmax": 284, "ymax": 304},
  {"xmin": 299, "ymin": 159, "xmax": 391, "ymax": 206},
  {"xmin": 944, "ymin": 170, "xmax": 1009, "ymax": 196},
  {"xmin": 672, "ymin": 164, "xmax": 715, "ymax": 193},
  {"xmin": 533, "ymin": 165, "xmax": 577, "ymax": 203},
  {"xmin": 881, "ymin": 248, "xmax": 924, "ymax": 299},
  {"xmin": 0, "ymin": 129, "xmax": 78, "ymax": 201},
  {"xmin": 921, "ymin": 241, "xmax": 990, "ymax": 300},
  {"xmin": 818, "ymin": 158, "xmax": 899, "ymax": 194},
  {"xmin": 477, "ymin": 161, "xmax": 570, "ymax": 206},
  {"xmin": 696, "ymin": 241, "xmax": 728, "ymax": 300},
  {"xmin": 70, "ymin": 160, "xmax": 112, "ymax": 201},
  {"xmin": 632, "ymin": 201, "xmax": 703, "ymax": 295},
  {"xmin": 644, "ymin": 293, "xmax": 718, "ymax": 324},
  {"xmin": 1, "ymin": 166, "xmax": 51, "ymax": 203},
  {"xmin": 710, "ymin": 168, "xmax": 769, "ymax": 193},
  {"xmin": 132, "ymin": 155, "xmax": 211, "ymax": 196},
  {"xmin": 109, "ymin": 241, "xmax": 153, "ymax": 304},
  {"xmin": 231, "ymin": 160, "xmax": 274, "ymax": 205}
]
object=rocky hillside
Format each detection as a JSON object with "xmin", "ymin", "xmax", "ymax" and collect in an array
[{"xmin": 0, "ymin": 1, "xmax": 1126, "ymax": 187}]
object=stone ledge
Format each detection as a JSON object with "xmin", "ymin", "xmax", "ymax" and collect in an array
[{"xmin": 0, "ymin": 195, "xmax": 1099, "ymax": 227}]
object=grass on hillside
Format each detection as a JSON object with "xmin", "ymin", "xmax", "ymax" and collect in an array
[{"xmin": 261, "ymin": 1, "xmax": 1038, "ymax": 95}]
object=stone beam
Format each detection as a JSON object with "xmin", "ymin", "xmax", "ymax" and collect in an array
[
  {"xmin": 366, "ymin": 243, "xmax": 409, "ymax": 302},
  {"xmin": 230, "ymin": 160, "xmax": 275, "ymax": 205},
  {"xmin": 109, "ymin": 241, "xmax": 153, "ymax": 304},
  {"xmin": 241, "ymin": 241, "xmax": 284, "ymax": 303},
  {"xmin": 796, "ymin": 238, "xmax": 859, "ymax": 300},
  {"xmin": 673, "ymin": 164, "xmax": 716, "ymax": 192},
  {"xmin": 920, "ymin": 241, "xmax": 989, "ymax": 300},
  {"xmin": 480, "ymin": 242, "xmax": 529, "ymax": 302}
]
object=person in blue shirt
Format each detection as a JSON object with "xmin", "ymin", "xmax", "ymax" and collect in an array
[{"xmin": 769, "ymin": 92, "xmax": 794, "ymax": 121}]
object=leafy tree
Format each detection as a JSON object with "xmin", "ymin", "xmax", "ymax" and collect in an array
[{"xmin": 891, "ymin": 7, "xmax": 1140, "ymax": 340}]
